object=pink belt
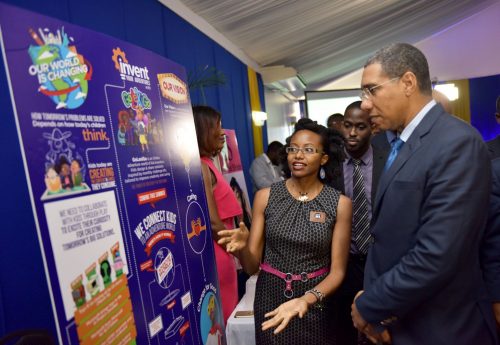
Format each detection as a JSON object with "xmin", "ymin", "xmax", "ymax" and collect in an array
[{"xmin": 260, "ymin": 262, "xmax": 329, "ymax": 298}]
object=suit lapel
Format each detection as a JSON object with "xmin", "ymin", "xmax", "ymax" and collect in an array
[
  {"xmin": 371, "ymin": 147, "xmax": 388, "ymax": 204},
  {"xmin": 373, "ymin": 104, "xmax": 444, "ymax": 216}
]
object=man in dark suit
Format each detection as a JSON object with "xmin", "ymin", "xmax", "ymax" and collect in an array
[
  {"xmin": 350, "ymin": 43, "xmax": 497, "ymax": 344},
  {"xmin": 486, "ymin": 96, "xmax": 500, "ymax": 159},
  {"xmin": 332, "ymin": 101, "xmax": 387, "ymax": 345},
  {"xmin": 482, "ymin": 158, "xmax": 500, "ymax": 336}
]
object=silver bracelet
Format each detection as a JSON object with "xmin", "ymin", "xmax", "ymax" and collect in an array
[{"xmin": 305, "ymin": 288, "xmax": 325, "ymax": 303}]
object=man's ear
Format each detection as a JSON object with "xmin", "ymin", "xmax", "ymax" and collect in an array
[{"xmin": 401, "ymin": 71, "xmax": 418, "ymax": 97}]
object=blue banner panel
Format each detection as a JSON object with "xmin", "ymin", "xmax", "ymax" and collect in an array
[{"xmin": 0, "ymin": 3, "xmax": 224, "ymax": 344}]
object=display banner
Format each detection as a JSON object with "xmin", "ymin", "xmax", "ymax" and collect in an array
[
  {"xmin": 217, "ymin": 129, "xmax": 252, "ymax": 228},
  {"xmin": 0, "ymin": 4, "xmax": 224, "ymax": 345}
]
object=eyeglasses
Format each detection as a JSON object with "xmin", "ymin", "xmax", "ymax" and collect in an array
[
  {"xmin": 286, "ymin": 146, "xmax": 323, "ymax": 155},
  {"xmin": 360, "ymin": 77, "xmax": 400, "ymax": 100}
]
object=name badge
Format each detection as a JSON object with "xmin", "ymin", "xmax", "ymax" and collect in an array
[{"xmin": 309, "ymin": 211, "xmax": 326, "ymax": 223}]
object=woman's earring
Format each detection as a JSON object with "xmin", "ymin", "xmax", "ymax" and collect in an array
[{"xmin": 319, "ymin": 166, "xmax": 326, "ymax": 179}]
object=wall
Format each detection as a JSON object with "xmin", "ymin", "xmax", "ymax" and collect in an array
[
  {"xmin": 264, "ymin": 90, "xmax": 295, "ymax": 144},
  {"xmin": 0, "ymin": 0, "xmax": 262, "ymax": 337},
  {"xmin": 470, "ymin": 75, "xmax": 500, "ymax": 141}
]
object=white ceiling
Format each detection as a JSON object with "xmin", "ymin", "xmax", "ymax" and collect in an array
[
  {"xmin": 174, "ymin": 0, "xmax": 499, "ymax": 92},
  {"xmin": 323, "ymin": 0, "xmax": 500, "ymax": 90}
]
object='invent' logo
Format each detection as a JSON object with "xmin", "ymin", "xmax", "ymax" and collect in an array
[
  {"xmin": 27, "ymin": 27, "xmax": 92, "ymax": 109},
  {"xmin": 112, "ymin": 47, "xmax": 150, "ymax": 86}
]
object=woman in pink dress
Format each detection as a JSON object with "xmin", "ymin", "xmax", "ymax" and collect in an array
[{"xmin": 193, "ymin": 105, "xmax": 242, "ymax": 323}]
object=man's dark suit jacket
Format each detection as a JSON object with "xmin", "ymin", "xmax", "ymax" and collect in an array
[
  {"xmin": 487, "ymin": 136, "xmax": 500, "ymax": 159},
  {"xmin": 482, "ymin": 158, "xmax": 500, "ymax": 303},
  {"xmin": 371, "ymin": 131, "xmax": 391, "ymax": 152},
  {"xmin": 356, "ymin": 104, "xmax": 497, "ymax": 344}
]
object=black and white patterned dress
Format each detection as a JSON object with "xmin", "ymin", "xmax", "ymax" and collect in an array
[{"xmin": 254, "ymin": 180, "xmax": 340, "ymax": 344}]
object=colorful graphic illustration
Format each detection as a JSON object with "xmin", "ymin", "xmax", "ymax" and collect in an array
[
  {"xmin": 185, "ymin": 202, "xmax": 207, "ymax": 255},
  {"xmin": 99, "ymin": 254, "xmax": 112, "ymax": 288},
  {"xmin": 111, "ymin": 242, "xmax": 124, "ymax": 277},
  {"xmin": 71, "ymin": 159, "xmax": 83, "ymax": 187},
  {"xmin": 70, "ymin": 275, "xmax": 86, "ymax": 308},
  {"xmin": 115, "ymin": 84, "xmax": 165, "ymax": 156},
  {"xmin": 158, "ymin": 73, "xmax": 188, "ymax": 104},
  {"xmin": 41, "ymin": 128, "xmax": 89, "ymax": 200},
  {"xmin": 200, "ymin": 292, "xmax": 224, "ymax": 345},
  {"xmin": 187, "ymin": 218, "xmax": 206, "ymax": 240},
  {"xmin": 154, "ymin": 247, "xmax": 175, "ymax": 289},
  {"xmin": 85, "ymin": 263, "xmax": 99, "ymax": 298},
  {"xmin": 28, "ymin": 27, "xmax": 92, "ymax": 109}
]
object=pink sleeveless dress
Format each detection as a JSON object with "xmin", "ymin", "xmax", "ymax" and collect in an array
[{"xmin": 201, "ymin": 157, "xmax": 242, "ymax": 323}]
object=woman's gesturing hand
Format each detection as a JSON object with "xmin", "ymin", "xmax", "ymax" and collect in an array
[
  {"xmin": 261, "ymin": 298, "xmax": 309, "ymax": 334},
  {"xmin": 217, "ymin": 222, "xmax": 249, "ymax": 252}
]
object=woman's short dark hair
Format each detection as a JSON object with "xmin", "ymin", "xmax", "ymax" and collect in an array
[
  {"xmin": 192, "ymin": 105, "xmax": 222, "ymax": 157},
  {"xmin": 281, "ymin": 118, "xmax": 345, "ymax": 184}
]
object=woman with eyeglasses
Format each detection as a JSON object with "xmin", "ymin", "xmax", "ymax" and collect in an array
[
  {"xmin": 193, "ymin": 105, "xmax": 241, "ymax": 323},
  {"xmin": 219, "ymin": 118, "xmax": 351, "ymax": 344}
]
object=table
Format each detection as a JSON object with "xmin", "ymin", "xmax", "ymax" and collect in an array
[{"xmin": 226, "ymin": 274, "xmax": 257, "ymax": 345}]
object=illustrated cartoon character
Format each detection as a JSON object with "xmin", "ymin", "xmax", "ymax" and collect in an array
[
  {"xmin": 100, "ymin": 259, "xmax": 112, "ymax": 287},
  {"xmin": 117, "ymin": 110, "xmax": 130, "ymax": 145},
  {"xmin": 45, "ymin": 165, "xmax": 62, "ymax": 194},
  {"xmin": 85, "ymin": 267, "xmax": 100, "ymax": 297},
  {"xmin": 71, "ymin": 159, "xmax": 83, "ymax": 187},
  {"xmin": 205, "ymin": 295, "xmax": 223, "ymax": 345},
  {"xmin": 71, "ymin": 277, "xmax": 86, "ymax": 308},
  {"xmin": 117, "ymin": 125, "xmax": 126, "ymax": 145},
  {"xmin": 112, "ymin": 249, "xmax": 124, "ymax": 278},
  {"xmin": 58, "ymin": 156, "xmax": 73, "ymax": 190},
  {"xmin": 135, "ymin": 109, "xmax": 149, "ymax": 153}
]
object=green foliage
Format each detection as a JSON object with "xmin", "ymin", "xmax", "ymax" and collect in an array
[{"xmin": 188, "ymin": 65, "xmax": 226, "ymax": 104}]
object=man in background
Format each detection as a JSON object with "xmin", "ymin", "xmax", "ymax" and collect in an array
[
  {"xmin": 327, "ymin": 113, "xmax": 344, "ymax": 131},
  {"xmin": 249, "ymin": 141, "xmax": 283, "ymax": 192},
  {"xmin": 486, "ymin": 96, "xmax": 500, "ymax": 159},
  {"xmin": 332, "ymin": 101, "xmax": 387, "ymax": 345},
  {"xmin": 351, "ymin": 43, "xmax": 496, "ymax": 344}
]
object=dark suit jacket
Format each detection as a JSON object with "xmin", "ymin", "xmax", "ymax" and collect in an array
[
  {"xmin": 356, "ymin": 104, "xmax": 497, "ymax": 344},
  {"xmin": 333, "ymin": 146, "xmax": 388, "ymax": 207},
  {"xmin": 371, "ymin": 131, "xmax": 391, "ymax": 152},
  {"xmin": 487, "ymin": 136, "xmax": 500, "ymax": 160},
  {"xmin": 482, "ymin": 158, "xmax": 500, "ymax": 302}
]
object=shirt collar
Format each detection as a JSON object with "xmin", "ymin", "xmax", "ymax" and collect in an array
[
  {"xmin": 345, "ymin": 145, "xmax": 373, "ymax": 166},
  {"xmin": 263, "ymin": 153, "xmax": 272, "ymax": 164},
  {"xmin": 399, "ymin": 100, "xmax": 436, "ymax": 142}
]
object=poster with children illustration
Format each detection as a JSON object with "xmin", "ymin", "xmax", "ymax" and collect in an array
[{"xmin": 0, "ymin": 3, "xmax": 224, "ymax": 345}]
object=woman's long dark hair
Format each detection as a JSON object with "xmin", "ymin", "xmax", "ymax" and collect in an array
[
  {"xmin": 281, "ymin": 118, "xmax": 345, "ymax": 185},
  {"xmin": 192, "ymin": 105, "xmax": 222, "ymax": 157}
]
